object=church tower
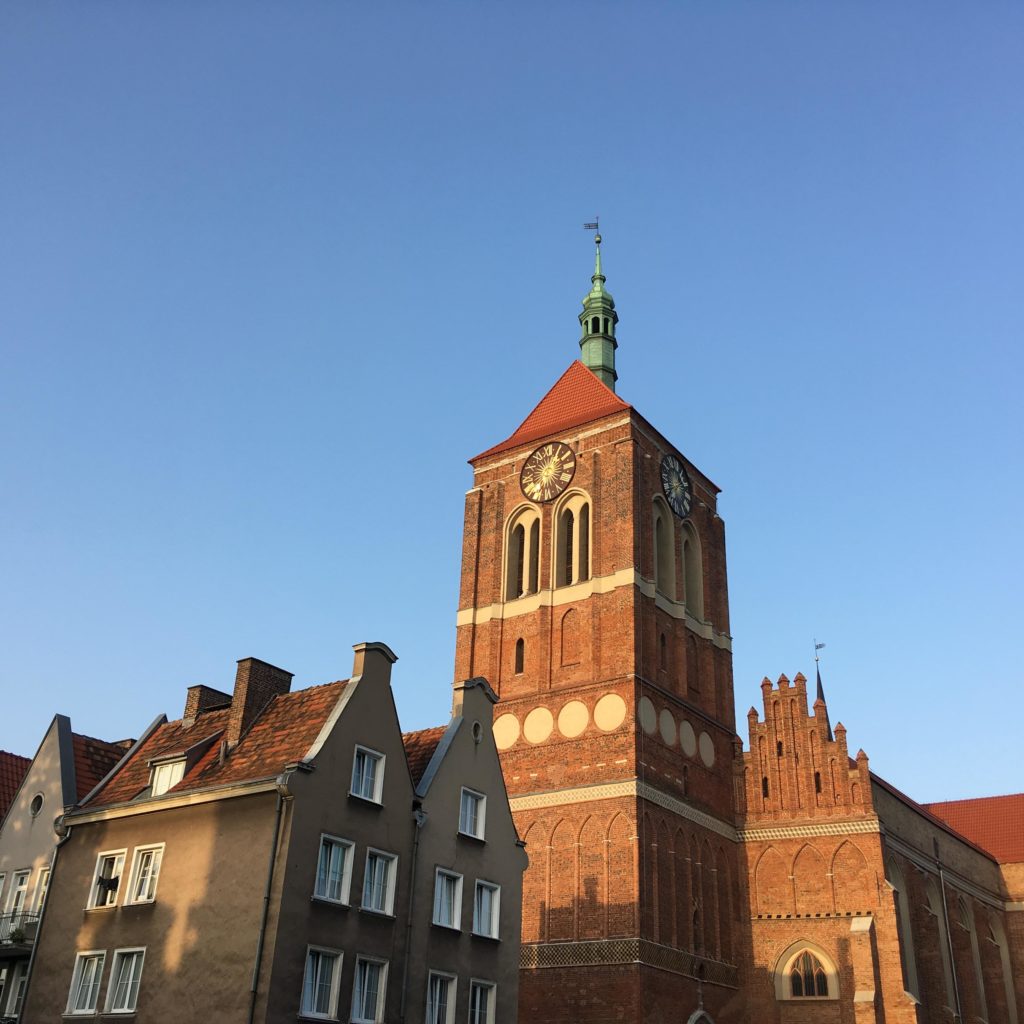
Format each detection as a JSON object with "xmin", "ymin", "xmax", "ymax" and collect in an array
[{"xmin": 454, "ymin": 237, "xmax": 743, "ymax": 1023}]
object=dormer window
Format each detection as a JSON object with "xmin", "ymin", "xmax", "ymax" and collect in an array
[{"xmin": 150, "ymin": 758, "xmax": 185, "ymax": 797}]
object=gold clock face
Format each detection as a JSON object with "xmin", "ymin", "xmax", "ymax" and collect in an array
[{"xmin": 520, "ymin": 442, "xmax": 577, "ymax": 502}]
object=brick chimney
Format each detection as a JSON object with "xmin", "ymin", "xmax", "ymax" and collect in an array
[
  {"xmin": 227, "ymin": 658, "xmax": 293, "ymax": 747},
  {"xmin": 183, "ymin": 685, "xmax": 232, "ymax": 727}
]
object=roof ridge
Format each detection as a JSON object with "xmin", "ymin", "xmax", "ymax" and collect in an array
[{"xmin": 925, "ymin": 791, "xmax": 1024, "ymax": 806}]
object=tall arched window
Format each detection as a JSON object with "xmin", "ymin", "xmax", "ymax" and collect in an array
[
  {"xmin": 925, "ymin": 880, "xmax": 957, "ymax": 1012},
  {"xmin": 774, "ymin": 943, "xmax": 839, "ymax": 1000},
  {"xmin": 885, "ymin": 857, "xmax": 920, "ymax": 999},
  {"xmin": 505, "ymin": 507, "xmax": 541, "ymax": 600},
  {"xmin": 682, "ymin": 522, "xmax": 703, "ymax": 618},
  {"xmin": 653, "ymin": 498, "xmax": 675, "ymax": 598},
  {"xmin": 514, "ymin": 638, "xmax": 525, "ymax": 674},
  {"xmin": 555, "ymin": 493, "xmax": 591, "ymax": 588}
]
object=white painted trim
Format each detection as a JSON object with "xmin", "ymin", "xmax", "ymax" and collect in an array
[
  {"xmin": 508, "ymin": 778, "xmax": 737, "ymax": 842},
  {"xmin": 303, "ymin": 680, "xmax": 359, "ymax": 761},
  {"xmin": 66, "ymin": 777, "xmax": 281, "ymax": 824},
  {"xmin": 456, "ymin": 569, "xmax": 732, "ymax": 651}
]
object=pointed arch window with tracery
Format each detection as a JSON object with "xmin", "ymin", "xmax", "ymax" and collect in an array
[{"xmin": 789, "ymin": 951, "xmax": 829, "ymax": 997}]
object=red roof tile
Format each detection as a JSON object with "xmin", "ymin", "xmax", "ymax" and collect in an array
[
  {"xmin": 925, "ymin": 793, "xmax": 1024, "ymax": 864},
  {"xmin": 402, "ymin": 726, "xmax": 446, "ymax": 787},
  {"xmin": 72, "ymin": 733, "xmax": 132, "ymax": 801},
  {"xmin": 0, "ymin": 751, "xmax": 31, "ymax": 820},
  {"xmin": 472, "ymin": 360, "xmax": 631, "ymax": 462},
  {"xmin": 85, "ymin": 681, "xmax": 351, "ymax": 808}
]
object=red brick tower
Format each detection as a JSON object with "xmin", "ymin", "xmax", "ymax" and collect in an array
[{"xmin": 454, "ymin": 237, "xmax": 744, "ymax": 1022}]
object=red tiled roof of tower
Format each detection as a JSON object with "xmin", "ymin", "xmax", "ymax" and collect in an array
[
  {"xmin": 0, "ymin": 751, "xmax": 31, "ymax": 820},
  {"xmin": 472, "ymin": 360, "xmax": 631, "ymax": 462},
  {"xmin": 925, "ymin": 793, "xmax": 1024, "ymax": 864},
  {"xmin": 72, "ymin": 733, "xmax": 133, "ymax": 801},
  {"xmin": 403, "ymin": 726, "xmax": 447, "ymax": 787},
  {"xmin": 86, "ymin": 681, "xmax": 351, "ymax": 808}
]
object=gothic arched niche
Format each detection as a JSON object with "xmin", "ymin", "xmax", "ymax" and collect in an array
[
  {"xmin": 520, "ymin": 820, "xmax": 546, "ymax": 942},
  {"xmin": 560, "ymin": 607, "xmax": 580, "ymax": 666},
  {"xmin": 674, "ymin": 828, "xmax": 691, "ymax": 950},
  {"xmin": 607, "ymin": 812, "xmax": 635, "ymax": 937},
  {"xmin": 548, "ymin": 819, "xmax": 576, "ymax": 941},
  {"xmin": 656, "ymin": 819, "xmax": 673, "ymax": 945},
  {"xmin": 754, "ymin": 846, "xmax": 789, "ymax": 917},
  {"xmin": 832, "ymin": 840, "xmax": 873, "ymax": 913},
  {"xmin": 578, "ymin": 815, "xmax": 604, "ymax": 939},
  {"xmin": 793, "ymin": 845, "xmax": 831, "ymax": 916}
]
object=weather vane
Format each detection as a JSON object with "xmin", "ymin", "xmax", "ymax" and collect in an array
[
  {"xmin": 814, "ymin": 639, "xmax": 826, "ymax": 664},
  {"xmin": 583, "ymin": 217, "xmax": 600, "ymax": 244}
]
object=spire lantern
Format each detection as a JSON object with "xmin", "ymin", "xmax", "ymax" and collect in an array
[{"xmin": 578, "ymin": 230, "xmax": 619, "ymax": 391}]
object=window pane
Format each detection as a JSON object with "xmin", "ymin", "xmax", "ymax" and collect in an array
[
  {"xmin": 427, "ymin": 975, "xmax": 450, "ymax": 1024},
  {"xmin": 354, "ymin": 960, "xmax": 382, "ymax": 1021}
]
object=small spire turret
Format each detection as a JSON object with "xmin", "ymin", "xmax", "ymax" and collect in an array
[{"xmin": 578, "ymin": 228, "xmax": 618, "ymax": 391}]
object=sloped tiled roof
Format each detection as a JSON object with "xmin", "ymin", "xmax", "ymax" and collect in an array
[
  {"xmin": 86, "ymin": 681, "xmax": 351, "ymax": 808},
  {"xmin": 472, "ymin": 360, "xmax": 631, "ymax": 462},
  {"xmin": 73, "ymin": 733, "xmax": 132, "ymax": 801},
  {"xmin": 925, "ymin": 793, "xmax": 1024, "ymax": 864},
  {"xmin": 402, "ymin": 726, "xmax": 446, "ymax": 787},
  {"xmin": 0, "ymin": 751, "xmax": 31, "ymax": 820},
  {"xmin": 871, "ymin": 772, "xmax": 997, "ymax": 863}
]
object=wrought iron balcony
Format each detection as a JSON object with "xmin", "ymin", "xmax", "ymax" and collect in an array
[{"xmin": 0, "ymin": 910, "xmax": 40, "ymax": 947}]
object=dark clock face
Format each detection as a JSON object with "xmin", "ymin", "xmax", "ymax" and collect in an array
[
  {"xmin": 520, "ymin": 442, "xmax": 577, "ymax": 502},
  {"xmin": 660, "ymin": 454, "xmax": 693, "ymax": 519}
]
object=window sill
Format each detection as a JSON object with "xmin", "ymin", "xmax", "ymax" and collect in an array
[
  {"xmin": 471, "ymin": 931, "xmax": 500, "ymax": 942},
  {"xmin": 85, "ymin": 904, "xmax": 118, "ymax": 913},
  {"xmin": 347, "ymin": 792, "xmax": 383, "ymax": 808},
  {"xmin": 311, "ymin": 895, "xmax": 350, "ymax": 909},
  {"xmin": 122, "ymin": 899, "xmax": 155, "ymax": 908},
  {"xmin": 431, "ymin": 921, "xmax": 462, "ymax": 933},
  {"xmin": 297, "ymin": 1014, "xmax": 338, "ymax": 1022},
  {"xmin": 358, "ymin": 907, "xmax": 395, "ymax": 920},
  {"xmin": 457, "ymin": 830, "xmax": 485, "ymax": 844}
]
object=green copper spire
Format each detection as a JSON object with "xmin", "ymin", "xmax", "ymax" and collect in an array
[{"xmin": 578, "ymin": 232, "xmax": 618, "ymax": 391}]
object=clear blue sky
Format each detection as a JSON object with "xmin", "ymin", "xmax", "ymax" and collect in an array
[{"xmin": 2, "ymin": 3, "xmax": 1021, "ymax": 803}]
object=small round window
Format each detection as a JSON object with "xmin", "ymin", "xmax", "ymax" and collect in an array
[{"xmin": 29, "ymin": 793, "xmax": 44, "ymax": 817}]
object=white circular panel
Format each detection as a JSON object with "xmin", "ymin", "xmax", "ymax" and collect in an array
[
  {"xmin": 594, "ymin": 693, "xmax": 627, "ymax": 732},
  {"xmin": 493, "ymin": 713, "xmax": 520, "ymax": 751},
  {"xmin": 659, "ymin": 709, "xmax": 677, "ymax": 746},
  {"xmin": 523, "ymin": 706, "xmax": 555, "ymax": 744},
  {"xmin": 698, "ymin": 731, "xmax": 715, "ymax": 768},
  {"xmin": 679, "ymin": 720, "xmax": 697, "ymax": 757},
  {"xmin": 638, "ymin": 696, "xmax": 657, "ymax": 735},
  {"xmin": 558, "ymin": 700, "xmax": 589, "ymax": 738}
]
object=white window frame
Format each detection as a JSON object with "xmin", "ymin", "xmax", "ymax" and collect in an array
[
  {"xmin": 6, "ymin": 870, "xmax": 29, "ymax": 914},
  {"xmin": 35, "ymin": 866, "xmax": 50, "ymax": 911},
  {"xmin": 300, "ymin": 945, "xmax": 342, "ymax": 1020},
  {"xmin": 88, "ymin": 850, "xmax": 126, "ymax": 909},
  {"xmin": 4, "ymin": 961, "xmax": 28, "ymax": 1018},
  {"xmin": 313, "ymin": 834, "xmax": 354, "ymax": 905},
  {"xmin": 432, "ymin": 869, "xmax": 463, "ymax": 930},
  {"xmin": 66, "ymin": 951, "xmax": 106, "ymax": 1015},
  {"xmin": 426, "ymin": 970, "xmax": 457, "ymax": 1024},
  {"xmin": 150, "ymin": 758, "xmax": 186, "ymax": 797},
  {"xmin": 361, "ymin": 849, "xmax": 398, "ymax": 916},
  {"xmin": 125, "ymin": 844, "xmax": 165, "ymax": 905},
  {"xmin": 459, "ymin": 788, "xmax": 486, "ymax": 840},
  {"xmin": 468, "ymin": 979, "xmax": 496, "ymax": 1024},
  {"xmin": 105, "ymin": 947, "xmax": 146, "ymax": 1014},
  {"xmin": 472, "ymin": 880, "xmax": 501, "ymax": 939},
  {"xmin": 350, "ymin": 746, "xmax": 385, "ymax": 803},
  {"xmin": 351, "ymin": 955, "xmax": 388, "ymax": 1024}
]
